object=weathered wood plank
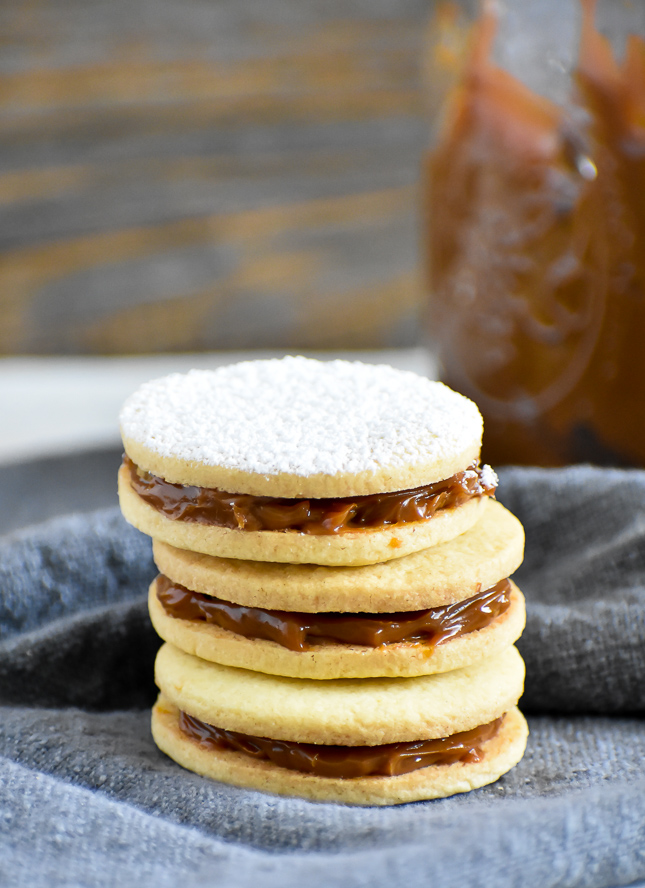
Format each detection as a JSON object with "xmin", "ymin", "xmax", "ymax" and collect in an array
[{"xmin": 0, "ymin": 0, "xmax": 430, "ymax": 354}]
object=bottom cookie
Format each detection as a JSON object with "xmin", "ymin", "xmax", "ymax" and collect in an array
[{"xmin": 152, "ymin": 697, "xmax": 528, "ymax": 806}]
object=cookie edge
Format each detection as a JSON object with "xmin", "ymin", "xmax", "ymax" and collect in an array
[
  {"xmin": 151, "ymin": 699, "xmax": 528, "ymax": 806},
  {"xmin": 151, "ymin": 499, "xmax": 524, "ymax": 611},
  {"xmin": 148, "ymin": 580, "xmax": 526, "ymax": 679},
  {"xmin": 154, "ymin": 642, "xmax": 526, "ymax": 744},
  {"xmin": 119, "ymin": 466, "xmax": 488, "ymax": 565}
]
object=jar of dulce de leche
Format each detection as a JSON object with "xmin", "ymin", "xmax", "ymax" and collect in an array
[{"xmin": 424, "ymin": 0, "xmax": 645, "ymax": 466}]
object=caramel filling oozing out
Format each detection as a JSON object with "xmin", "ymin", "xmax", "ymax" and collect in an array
[
  {"xmin": 124, "ymin": 456, "xmax": 496, "ymax": 534},
  {"xmin": 156, "ymin": 576, "xmax": 512, "ymax": 652},
  {"xmin": 178, "ymin": 711, "xmax": 505, "ymax": 778}
]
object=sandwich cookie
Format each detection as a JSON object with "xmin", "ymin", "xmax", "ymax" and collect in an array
[
  {"xmin": 119, "ymin": 358, "xmax": 495, "ymax": 566},
  {"xmin": 153, "ymin": 642, "xmax": 527, "ymax": 805},
  {"xmin": 148, "ymin": 499, "xmax": 526, "ymax": 678}
]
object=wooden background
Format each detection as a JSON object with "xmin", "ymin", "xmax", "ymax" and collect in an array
[{"xmin": 0, "ymin": 0, "xmax": 432, "ymax": 354}]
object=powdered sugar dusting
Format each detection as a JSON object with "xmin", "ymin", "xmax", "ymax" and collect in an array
[
  {"xmin": 120, "ymin": 357, "xmax": 482, "ymax": 477},
  {"xmin": 480, "ymin": 464, "xmax": 498, "ymax": 489}
]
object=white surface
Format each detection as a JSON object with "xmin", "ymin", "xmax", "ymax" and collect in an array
[{"xmin": 0, "ymin": 350, "xmax": 435, "ymax": 464}]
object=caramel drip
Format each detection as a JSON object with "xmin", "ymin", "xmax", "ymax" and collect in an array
[
  {"xmin": 124, "ymin": 456, "xmax": 496, "ymax": 534},
  {"xmin": 178, "ymin": 711, "xmax": 504, "ymax": 778},
  {"xmin": 157, "ymin": 575, "xmax": 512, "ymax": 652}
]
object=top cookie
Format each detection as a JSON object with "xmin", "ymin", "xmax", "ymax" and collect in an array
[{"xmin": 120, "ymin": 357, "xmax": 483, "ymax": 497}]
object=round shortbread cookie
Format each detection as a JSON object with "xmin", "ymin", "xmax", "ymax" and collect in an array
[
  {"xmin": 149, "ymin": 580, "xmax": 526, "ymax": 679},
  {"xmin": 120, "ymin": 358, "xmax": 483, "ymax": 498},
  {"xmin": 154, "ymin": 642, "xmax": 525, "ymax": 745},
  {"xmin": 152, "ymin": 699, "xmax": 528, "ymax": 806},
  {"xmin": 152, "ymin": 499, "xmax": 524, "ymax": 611},
  {"xmin": 118, "ymin": 466, "xmax": 488, "ymax": 566}
]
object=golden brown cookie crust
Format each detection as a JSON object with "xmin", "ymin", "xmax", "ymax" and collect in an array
[
  {"xmin": 118, "ymin": 360, "xmax": 484, "ymax": 498},
  {"xmin": 154, "ymin": 642, "xmax": 525, "ymax": 744},
  {"xmin": 151, "ymin": 699, "xmax": 528, "ymax": 806},
  {"xmin": 152, "ymin": 499, "xmax": 524, "ymax": 611},
  {"xmin": 118, "ymin": 465, "xmax": 488, "ymax": 566},
  {"xmin": 122, "ymin": 435, "xmax": 482, "ymax": 498},
  {"xmin": 148, "ymin": 580, "xmax": 526, "ymax": 679}
]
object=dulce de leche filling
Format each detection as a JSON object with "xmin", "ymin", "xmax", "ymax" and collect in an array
[
  {"xmin": 157, "ymin": 575, "xmax": 512, "ymax": 652},
  {"xmin": 124, "ymin": 455, "xmax": 496, "ymax": 534},
  {"xmin": 178, "ymin": 710, "xmax": 505, "ymax": 778}
]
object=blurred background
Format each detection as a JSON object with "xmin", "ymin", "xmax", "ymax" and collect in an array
[{"xmin": 1, "ymin": 0, "xmax": 429, "ymax": 356}]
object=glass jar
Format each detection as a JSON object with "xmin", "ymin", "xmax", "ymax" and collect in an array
[{"xmin": 424, "ymin": 0, "xmax": 645, "ymax": 466}]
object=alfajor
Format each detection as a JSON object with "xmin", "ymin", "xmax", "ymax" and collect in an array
[
  {"xmin": 118, "ymin": 357, "xmax": 528, "ymax": 804},
  {"xmin": 152, "ymin": 642, "xmax": 528, "ymax": 806},
  {"xmin": 148, "ymin": 498, "xmax": 526, "ymax": 679},
  {"xmin": 119, "ymin": 358, "xmax": 497, "ymax": 566}
]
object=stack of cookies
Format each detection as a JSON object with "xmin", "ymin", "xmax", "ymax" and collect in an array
[{"xmin": 118, "ymin": 357, "xmax": 528, "ymax": 806}]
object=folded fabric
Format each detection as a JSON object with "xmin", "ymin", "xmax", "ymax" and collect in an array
[
  {"xmin": 496, "ymin": 466, "xmax": 645, "ymax": 714},
  {"xmin": 1, "ymin": 466, "xmax": 644, "ymax": 888},
  {"xmin": 2, "ymin": 709, "xmax": 644, "ymax": 888}
]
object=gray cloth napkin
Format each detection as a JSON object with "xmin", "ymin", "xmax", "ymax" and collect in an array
[{"xmin": 1, "ymin": 466, "xmax": 644, "ymax": 888}]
